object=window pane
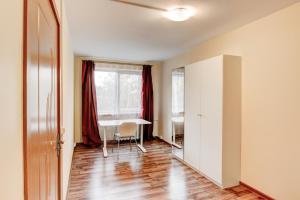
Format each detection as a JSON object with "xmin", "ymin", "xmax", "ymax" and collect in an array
[
  {"xmin": 94, "ymin": 71, "xmax": 117, "ymax": 115},
  {"xmin": 172, "ymin": 73, "xmax": 184, "ymax": 113},
  {"xmin": 119, "ymin": 73, "xmax": 142, "ymax": 114}
]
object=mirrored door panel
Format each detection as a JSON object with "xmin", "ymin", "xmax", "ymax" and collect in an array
[{"xmin": 171, "ymin": 67, "xmax": 185, "ymax": 160}]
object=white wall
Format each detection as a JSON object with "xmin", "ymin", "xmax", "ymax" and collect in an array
[
  {"xmin": 74, "ymin": 57, "xmax": 161, "ymax": 143},
  {"xmin": 0, "ymin": 1, "xmax": 23, "ymax": 199},
  {"xmin": 161, "ymin": 3, "xmax": 300, "ymax": 199},
  {"xmin": 60, "ymin": 1, "xmax": 75, "ymax": 200}
]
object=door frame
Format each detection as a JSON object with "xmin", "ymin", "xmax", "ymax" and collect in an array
[{"xmin": 23, "ymin": 0, "xmax": 61, "ymax": 199}]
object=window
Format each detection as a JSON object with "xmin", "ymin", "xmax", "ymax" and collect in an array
[
  {"xmin": 94, "ymin": 68, "xmax": 142, "ymax": 116},
  {"xmin": 94, "ymin": 71, "xmax": 118, "ymax": 115},
  {"xmin": 172, "ymin": 70, "xmax": 184, "ymax": 114},
  {"xmin": 119, "ymin": 72, "xmax": 142, "ymax": 114}
]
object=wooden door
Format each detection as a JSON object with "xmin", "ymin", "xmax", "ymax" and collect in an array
[{"xmin": 24, "ymin": 0, "xmax": 61, "ymax": 199}]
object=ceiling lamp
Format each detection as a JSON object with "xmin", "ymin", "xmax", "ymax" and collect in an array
[{"xmin": 164, "ymin": 7, "xmax": 194, "ymax": 22}]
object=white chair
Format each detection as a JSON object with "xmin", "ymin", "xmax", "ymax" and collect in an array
[{"xmin": 113, "ymin": 122, "xmax": 138, "ymax": 152}]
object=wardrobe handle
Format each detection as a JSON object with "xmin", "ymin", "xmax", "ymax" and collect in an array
[{"xmin": 197, "ymin": 114, "xmax": 203, "ymax": 117}]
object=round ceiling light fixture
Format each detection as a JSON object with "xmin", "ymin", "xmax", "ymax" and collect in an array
[{"xmin": 164, "ymin": 7, "xmax": 194, "ymax": 22}]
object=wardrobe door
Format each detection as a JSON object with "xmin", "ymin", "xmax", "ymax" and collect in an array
[
  {"xmin": 184, "ymin": 63, "xmax": 202, "ymax": 170},
  {"xmin": 198, "ymin": 56, "xmax": 223, "ymax": 185}
]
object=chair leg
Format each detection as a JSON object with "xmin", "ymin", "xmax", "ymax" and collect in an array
[
  {"xmin": 134, "ymin": 138, "xmax": 138, "ymax": 152},
  {"xmin": 130, "ymin": 137, "xmax": 132, "ymax": 151},
  {"xmin": 118, "ymin": 138, "xmax": 120, "ymax": 153}
]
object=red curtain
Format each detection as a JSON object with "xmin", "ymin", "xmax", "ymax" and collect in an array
[
  {"xmin": 82, "ymin": 60, "xmax": 101, "ymax": 146},
  {"xmin": 141, "ymin": 65, "xmax": 154, "ymax": 140}
]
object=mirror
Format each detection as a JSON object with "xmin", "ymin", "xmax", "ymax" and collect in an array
[{"xmin": 171, "ymin": 67, "xmax": 185, "ymax": 160}]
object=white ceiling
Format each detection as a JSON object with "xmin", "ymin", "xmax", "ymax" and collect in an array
[{"xmin": 65, "ymin": 0, "xmax": 299, "ymax": 62}]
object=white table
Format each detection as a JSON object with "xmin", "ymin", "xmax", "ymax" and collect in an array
[
  {"xmin": 98, "ymin": 119, "xmax": 151, "ymax": 158},
  {"xmin": 171, "ymin": 117, "xmax": 184, "ymax": 149}
]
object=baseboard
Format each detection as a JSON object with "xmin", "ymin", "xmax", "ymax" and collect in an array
[
  {"xmin": 172, "ymin": 142, "xmax": 182, "ymax": 149},
  {"xmin": 75, "ymin": 140, "xmax": 115, "ymax": 146},
  {"xmin": 155, "ymin": 136, "xmax": 172, "ymax": 146},
  {"xmin": 156, "ymin": 137, "xmax": 224, "ymax": 188},
  {"xmin": 75, "ymin": 142, "xmax": 82, "ymax": 146},
  {"xmin": 65, "ymin": 147, "xmax": 75, "ymax": 200},
  {"xmin": 240, "ymin": 181, "xmax": 274, "ymax": 200},
  {"xmin": 174, "ymin": 156, "xmax": 224, "ymax": 188}
]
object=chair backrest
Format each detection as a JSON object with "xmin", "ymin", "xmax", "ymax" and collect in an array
[{"xmin": 119, "ymin": 122, "xmax": 137, "ymax": 137}]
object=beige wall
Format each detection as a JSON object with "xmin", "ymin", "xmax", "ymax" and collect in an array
[
  {"xmin": 161, "ymin": 3, "xmax": 300, "ymax": 199},
  {"xmin": 74, "ymin": 57, "xmax": 82, "ymax": 143},
  {"xmin": 0, "ymin": 0, "xmax": 74, "ymax": 199},
  {"xmin": 151, "ymin": 63, "xmax": 161, "ymax": 136},
  {"xmin": 0, "ymin": 0, "xmax": 23, "ymax": 199},
  {"xmin": 54, "ymin": 0, "xmax": 62, "ymax": 19},
  {"xmin": 74, "ymin": 57, "xmax": 161, "ymax": 143},
  {"xmin": 61, "ymin": 1, "xmax": 75, "ymax": 200}
]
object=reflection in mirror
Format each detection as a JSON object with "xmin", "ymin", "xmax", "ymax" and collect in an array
[{"xmin": 171, "ymin": 67, "xmax": 184, "ymax": 160}]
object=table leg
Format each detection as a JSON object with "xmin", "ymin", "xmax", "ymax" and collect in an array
[
  {"xmin": 137, "ymin": 124, "xmax": 147, "ymax": 153},
  {"xmin": 172, "ymin": 121, "xmax": 175, "ymax": 144},
  {"xmin": 103, "ymin": 127, "xmax": 108, "ymax": 158}
]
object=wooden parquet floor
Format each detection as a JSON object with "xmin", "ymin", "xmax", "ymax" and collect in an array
[{"xmin": 67, "ymin": 139, "xmax": 266, "ymax": 200}]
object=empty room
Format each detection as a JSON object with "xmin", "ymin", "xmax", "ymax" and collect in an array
[{"xmin": 1, "ymin": 0, "xmax": 300, "ymax": 199}]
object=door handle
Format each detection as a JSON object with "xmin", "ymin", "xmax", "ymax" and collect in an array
[
  {"xmin": 197, "ymin": 114, "xmax": 203, "ymax": 117},
  {"xmin": 56, "ymin": 137, "xmax": 64, "ymax": 157}
]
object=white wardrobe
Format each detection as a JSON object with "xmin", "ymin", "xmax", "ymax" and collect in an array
[{"xmin": 184, "ymin": 55, "xmax": 241, "ymax": 188}]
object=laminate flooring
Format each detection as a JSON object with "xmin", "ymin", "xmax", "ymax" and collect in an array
[{"xmin": 67, "ymin": 139, "xmax": 266, "ymax": 200}]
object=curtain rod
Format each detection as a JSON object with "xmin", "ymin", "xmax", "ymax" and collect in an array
[{"xmin": 93, "ymin": 60, "xmax": 145, "ymax": 66}]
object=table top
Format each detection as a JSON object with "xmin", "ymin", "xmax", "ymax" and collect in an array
[{"xmin": 98, "ymin": 118, "xmax": 151, "ymax": 127}]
